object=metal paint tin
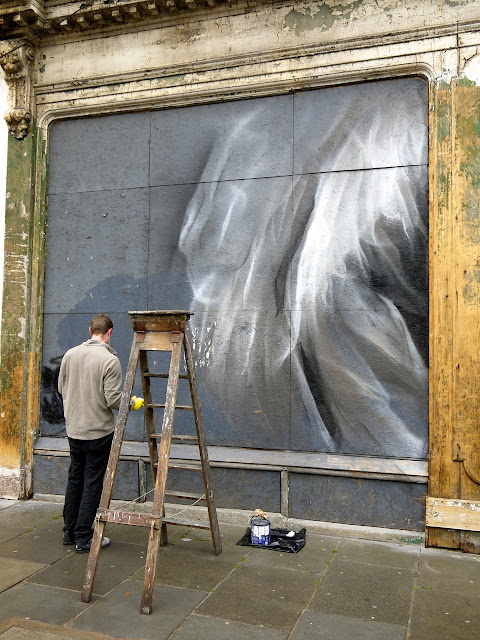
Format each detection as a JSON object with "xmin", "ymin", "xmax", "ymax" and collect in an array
[{"xmin": 251, "ymin": 516, "xmax": 270, "ymax": 545}]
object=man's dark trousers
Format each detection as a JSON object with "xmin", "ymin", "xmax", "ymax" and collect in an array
[{"xmin": 63, "ymin": 432, "xmax": 113, "ymax": 545}]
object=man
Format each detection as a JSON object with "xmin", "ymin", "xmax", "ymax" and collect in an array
[{"xmin": 58, "ymin": 313, "xmax": 123, "ymax": 554}]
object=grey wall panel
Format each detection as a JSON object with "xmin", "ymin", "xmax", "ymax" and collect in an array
[
  {"xmin": 189, "ymin": 310, "xmax": 291, "ymax": 450},
  {"xmin": 147, "ymin": 183, "xmax": 197, "ymax": 310},
  {"xmin": 33, "ymin": 455, "xmax": 423, "ymax": 529},
  {"xmin": 146, "ymin": 465, "xmax": 281, "ymax": 513},
  {"xmin": 293, "ymin": 77, "xmax": 428, "ymax": 174},
  {"xmin": 288, "ymin": 164, "xmax": 428, "ymax": 456},
  {"xmin": 33, "ymin": 455, "xmax": 140, "ymax": 502},
  {"xmin": 150, "ymin": 95, "xmax": 293, "ymax": 186},
  {"xmin": 44, "ymin": 188, "xmax": 149, "ymax": 314},
  {"xmin": 43, "ymin": 78, "xmax": 428, "ymax": 482},
  {"xmin": 33, "ymin": 455, "xmax": 69, "ymax": 495},
  {"xmin": 48, "ymin": 112, "xmax": 151, "ymax": 195},
  {"xmin": 288, "ymin": 473, "xmax": 426, "ymax": 530},
  {"xmin": 178, "ymin": 176, "xmax": 293, "ymax": 313},
  {"xmin": 111, "ymin": 461, "xmax": 141, "ymax": 501}
]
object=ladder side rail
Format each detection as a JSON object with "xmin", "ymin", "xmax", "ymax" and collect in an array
[
  {"xmin": 100, "ymin": 338, "xmax": 141, "ymax": 509},
  {"xmin": 139, "ymin": 349, "xmax": 168, "ymax": 546},
  {"xmin": 140, "ymin": 332, "xmax": 184, "ymax": 615},
  {"xmin": 139, "ymin": 351, "xmax": 157, "ymax": 484},
  {"xmin": 151, "ymin": 333, "xmax": 184, "ymax": 515},
  {"xmin": 184, "ymin": 325, "xmax": 222, "ymax": 555},
  {"xmin": 82, "ymin": 337, "xmax": 141, "ymax": 603}
]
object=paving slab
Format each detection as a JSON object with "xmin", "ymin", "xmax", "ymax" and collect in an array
[
  {"xmin": 0, "ymin": 501, "xmax": 13, "ymax": 511},
  {"xmin": 197, "ymin": 563, "xmax": 321, "ymax": 630},
  {"xmin": 244, "ymin": 534, "xmax": 339, "ymax": 573},
  {"xmin": 336, "ymin": 538, "xmax": 419, "ymax": 570},
  {"xmin": 0, "ymin": 502, "xmax": 62, "ymax": 529},
  {"xmin": 0, "ymin": 519, "xmax": 72, "ymax": 564},
  {"xmin": 132, "ymin": 537, "xmax": 245, "ymax": 591},
  {"xmin": 0, "ymin": 526, "xmax": 25, "ymax": 545},
  {"xmin": 27, "ymin": 541, "xmax": 146, "ymax": 595},
  {"xmin": 186, "ymin": 523, "xmax": 250, "ymax": 546},
  {"xmin": 309, "ymin": 558, "xmax": 414, "ymax": 626},
  {"xmin": 0, "ymin": 582, "xmax": 94, "ymax": 625},
  {"xmin": 1, "ymin": 627, "xmax": 71, "ymax": 640},
  {"xmin": 417, "ymin": 548, "xmax": 480, "ymax": 596},
  {"xmin": 217, "ymin": 524, "xmax": 254, "ymax": 546},
  {"xmin": 0, "ymin": 557, "xmax": 47, "ymax": 593},
  {"xmin": 170, "ymin": 614, "xmax": 289, "ymax": 640},
  {"xmin": 409, "ymin": 588, "xmax": 480, "ymax": 640},
  {"xmin": 0, "ymin": 618, "xmax": 116, "ymax": 639},
  {"xmin": 290, "ymin": 610, "xmax": 406, "ymax": 640},
  {"xmin": 69, "ymin": 579, "xmax": 207, "ymax": 639}
]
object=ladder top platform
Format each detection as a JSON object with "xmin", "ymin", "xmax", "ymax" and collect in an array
[{"xmin": 128, "ymin": 310, "xmax": 193, "ymax": 333}]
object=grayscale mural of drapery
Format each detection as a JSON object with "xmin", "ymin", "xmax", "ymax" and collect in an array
[{"xmin": 42, "ymin": 77, "xmax": 428, "ymax": 460}]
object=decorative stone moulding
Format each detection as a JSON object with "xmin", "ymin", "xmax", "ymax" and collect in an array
[
  {"xmin": 0, "ymin": 40, "xmax": 35, "ymax": 139},
  {"xmin": 0, "ymin": 1, "xmax": 45, "ymax": 38},
  {"xmin": 45, "ymin": 0, "xmax": 227, "ymax": 34},
  {"xmin": 0, "ymin": 0, "xmax": 228, "ymax": 39}
]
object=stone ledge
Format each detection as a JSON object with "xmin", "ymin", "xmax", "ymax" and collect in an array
[{"xmin": 34, "ymin": 436, "xmax": 429, "ymax": 483}]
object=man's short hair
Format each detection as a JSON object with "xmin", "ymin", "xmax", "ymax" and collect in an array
[{"xmin": 90, "ymin": 313, "xmax": 113, "ymax": 336}]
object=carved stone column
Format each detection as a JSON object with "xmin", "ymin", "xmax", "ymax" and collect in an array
[{"xmin": 0, "ymin": 40, "xmax": 34, "ymax": 139}]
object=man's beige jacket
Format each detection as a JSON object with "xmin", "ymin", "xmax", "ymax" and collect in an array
[{"xmin": 58, "ymin": 339, "xmax": 123, "ymax": 440}]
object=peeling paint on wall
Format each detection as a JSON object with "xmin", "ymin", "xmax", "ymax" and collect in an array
[
  {"xmin": 463, "ymin": 55, "xmax": 480, "ymax": 86},
  {"xmin": 0, "ymin": 127, "xmax": 36, "ymax": 479},
  {"xmin": 445, "ymin": 0, "xmax": 475, "ymax": 6},
  {"xmin": 0, "ymin": 74, "xmax": 8, "ymax": 349},
  {"xmin": 455, "ymin": 80, "xmax": 480, "ymax": 243},
  {"xmin": 283, "ymin": 1, "xmax": 364, "ymax": 36},
  {"xmin": 463, "ymin": 269, "xmax": 480, "ymax": 305}
]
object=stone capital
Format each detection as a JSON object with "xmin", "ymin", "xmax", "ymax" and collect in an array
[{"xmin": 0, "ymin": 40, "xmax": 35, "ymax": 139}]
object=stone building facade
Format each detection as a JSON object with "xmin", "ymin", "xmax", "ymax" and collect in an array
[{"xmin": 1, "ymin": 0, "xmax": 480, "ymax": 550}]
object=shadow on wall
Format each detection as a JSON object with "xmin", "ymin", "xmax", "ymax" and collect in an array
[{"xmin": 41, "ymin": 355, "xmax": 63, "ymax": 425}]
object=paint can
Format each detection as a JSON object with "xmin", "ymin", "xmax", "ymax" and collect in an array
[{"xmin": 250, "ymin": 516, "xmax": 270, "ymax": 546}]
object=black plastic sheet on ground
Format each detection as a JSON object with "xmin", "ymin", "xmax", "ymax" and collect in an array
[{"xmin": 236, "ymin": 527, "xmax": 306, "ymax": 553}]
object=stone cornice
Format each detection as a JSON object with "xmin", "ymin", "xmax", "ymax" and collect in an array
[
  {"xmin": 0, "ymin": 0, "xmax": 233, "ymax": 39},
  {"xmin": 0, "ymin": 1, "xmax": 45, "ymax": 38}
]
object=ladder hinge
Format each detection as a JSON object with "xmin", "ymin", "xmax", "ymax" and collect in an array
[
  {"xmin": 171, "ymin": 321, "xmax": 181, "ymax": 343},
  {"xmin": 136, "ymin": 321, "xmax": 145, "ymax": 342}
]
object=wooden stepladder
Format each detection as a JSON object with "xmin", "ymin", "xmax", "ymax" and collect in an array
[{"xmin": 81, "ymin": 310, "xmax": 222, "ymax": 614}]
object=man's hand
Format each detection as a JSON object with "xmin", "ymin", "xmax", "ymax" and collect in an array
[{"xmin": 130, "ymin": 396, "xmax": 144, "ymax": 410}]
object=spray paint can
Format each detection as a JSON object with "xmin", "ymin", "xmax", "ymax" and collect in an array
[{"xmin": 250, "ymin": 516, "xmax": 270, "ymax": 546}]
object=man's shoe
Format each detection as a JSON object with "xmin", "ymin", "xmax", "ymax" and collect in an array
[
  {"xmin": 75, "ymin": 536, "xmax": 111, "ymax": 554},
  {"xmin": 63, "ymin": 531, "xmax": 74, "ymax": 545}
]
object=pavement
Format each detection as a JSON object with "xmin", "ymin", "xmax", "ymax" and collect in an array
[{"xmin": 0, "ymin": 499, "xmax": 479, "ymax": 640}]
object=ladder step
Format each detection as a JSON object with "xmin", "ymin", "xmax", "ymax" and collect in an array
[
  {"xmin": 97, "ymin": 508, "xmax": 159, "ymax": 528},
  {"xmin": 142, "ymin": 373, "xmax": 189, "ymax": 379},
  {"xmin": 154, "ymin": 460, "xmax": 203, "ymax": 471},
  {"xmin": 146, "ymin": 403, "xmax": 194, "ymax": 410},
  {"xmin": 172, "ymin": 435, "xmax": 198, "ymax": 442},
  {"xmin": 165, "ymin": 491, "xmax": 206, "ymax": 501},
  {"xmin": 162, "ymin": 516, "xmax": 211, "ymax": 529},
  {"xmin": 169, "ymin": 461, "xmax": 202, "ymax": 471},
  {"xmin": 149, "ymin": 434, "xmax": 198, "ymax": 442}
]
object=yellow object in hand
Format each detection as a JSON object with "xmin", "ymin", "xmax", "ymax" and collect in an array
[{"xmin": 130, "ymin": 396, "xmax": 144, "ymax": 411}]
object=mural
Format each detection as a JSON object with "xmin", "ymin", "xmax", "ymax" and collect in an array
[{"xmin": 42, "ymin": 77, "xmax": 428, "ymax": 460}]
